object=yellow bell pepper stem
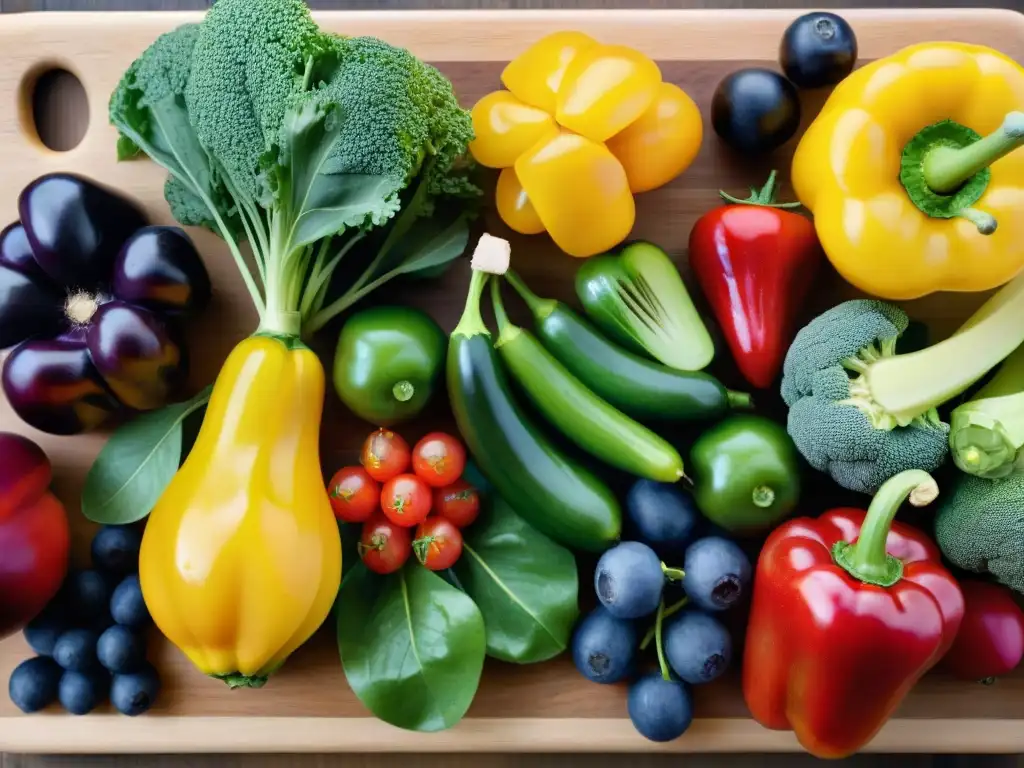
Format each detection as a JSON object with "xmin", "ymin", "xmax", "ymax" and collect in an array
[
  {"xmin": 901, "ymin": 111, "xmax": 1024, "ymax": 237},
  {"xmin": 925, "ymin": 112, "xmax": 1024, "ymax": 194}
]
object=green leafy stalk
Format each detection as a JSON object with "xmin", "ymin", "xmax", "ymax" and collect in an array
[
  {"xmin": 654, "ymin": 600, "xmax": 671, "ymax": 682},
  {"xmin": 832, "ymin": 469, "xmax": 938, "ymax": 587},
  {"xmin": 950, "ymin": 342, "xmax": 1024, "ymax": 479}
]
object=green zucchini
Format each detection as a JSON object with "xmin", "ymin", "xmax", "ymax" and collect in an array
[
  {"xmin": 504, "ymin": 271, "xmax": 751, "ymax": 422},
  {"xmin": 491, "ymin": 279, "xmax": 686, "ymax": 483},
  {"xmin": 447, "ymin": 269, "xmax": 621, "ymax": 553}
]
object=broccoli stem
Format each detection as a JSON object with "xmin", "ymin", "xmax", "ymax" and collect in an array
[
  {"xmin": 950, "ymin": 343, "xmax": 1024, "ymax": 479},
  {"xmin": 864, "ymin": 271, "xmax": 1024, "ymax": 426},
  {"xmin": 832, "ymin": 469, "xmax": 939, "ymax": 588}
]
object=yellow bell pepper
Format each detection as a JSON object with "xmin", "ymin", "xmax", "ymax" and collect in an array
[
  {"xmin": 792, "ymin": 42, "xmax": 1024, "ymax": 300},
  {"xmin": 139, "ymin": 334, "xmax": 342, "ymax": 688},
  {"xmin": 471, "ymin": 32, "xmax": 703, "ymax": 258}
]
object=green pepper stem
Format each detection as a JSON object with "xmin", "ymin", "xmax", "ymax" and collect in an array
[
  {"xmin": 751, "ymin": 485, "xmax": 775, "ymax": 509},
  {"xmin": 392, "ymin": 381, "xmax": 414, "ymax": 402},
  {"xmin": 654, "ymin": 599, "xmax": 671, "ymax": 682},
  {"xmin": 452, "ymin": 270, "xmax": 491, "ymax": 339},
  {"xmin": 728, "ymin": 390, "xmax": 754, "ymax": 410},
  {"xmin": 924, "ymin": 112, "xmax": 1024, "ymax": 194},
  {"xmin": 832, "ymin": 469, "xmax": 938, "ymax": 588}
]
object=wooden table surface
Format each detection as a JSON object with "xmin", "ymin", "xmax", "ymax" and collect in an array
[{"xmin": 1, "ymin": 0, "xmax": 1021, "ymax": 766}]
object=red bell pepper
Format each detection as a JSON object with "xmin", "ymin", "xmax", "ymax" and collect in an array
[
  {"xmin": 0, "ymin": 432, "xmax": 70, "ymax": 639},
  {"xmin": 940, "ymin": 580, "xmax": 1024, "ymax": 683},
  {"xmin": 742, "ymin": 469, "xmax": 965, "ymax": 759},
  {"xmin": 688, "ymin": 172, "xmax": 822, "ymax": 389}
]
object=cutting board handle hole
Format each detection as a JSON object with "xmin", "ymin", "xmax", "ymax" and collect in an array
[{"xmin": 21, "ymin": 67, "xmax": 89, "ymax": 153}]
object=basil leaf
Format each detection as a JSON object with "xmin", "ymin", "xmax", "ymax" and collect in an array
[
  {"xmin": 337, "ymin": 562, "xmax": 485, "ymax": 732},
  {"xmin": 81, "ymin": 387, "xmax": 211, "ymax": 525},
  {"xmin": 454, "ymin": 495, "xmax": 579, "ymax": 664}
]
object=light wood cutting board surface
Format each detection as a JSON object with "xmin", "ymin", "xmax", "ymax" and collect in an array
[{"xmin": 1, "ymin": 7, "xmax": 1023, "ymax": 755}]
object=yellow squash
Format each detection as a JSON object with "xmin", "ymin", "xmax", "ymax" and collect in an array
[{"xmin": 139, "ymin": 334, "xmax": 342, "ymax": 688}]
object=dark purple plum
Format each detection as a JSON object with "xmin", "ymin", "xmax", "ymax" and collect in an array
[
  {"xmin": 113, "ymin": 226, "xmax": 211, "ymax": 315},
  {"xmin": 18, "ymin": 173, "xmax": 147, "ymax": 288},
  {"xmin": 86, "ymin": 301, "xmax": 184, "ymax": 411},
  {"xmin": 1, "ymin": 339, "xmax": 119, "ymax": 434}
]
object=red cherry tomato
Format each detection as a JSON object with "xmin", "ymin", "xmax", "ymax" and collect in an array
[
  {"xmin": 360, "ymin": 429, "xmax": 411, "ymax": 483},
  {"xmin": 413, "ymin": 517, "xmax": 464, "ymax": 570},
  {"xmin": 327, "ymin": 466, "xmax": 380, "ymax": 523},
  {"xmin": 411, "ymin": 432, "xmax": 467, "ymax": 488},
  {"xmin": 380, "ymin": 474, "xmax": 432, "ymax": 528},
  {"xmin": 432, "ymin": 479, "xmax": 481, "ymax": 529},
  {"xmin": 941, "ymin": 580, "xmax": 1024, "ymax": 682},
  {"xmin": 358, "ymin": 515, "xmax": 412, "ymax": 575}
]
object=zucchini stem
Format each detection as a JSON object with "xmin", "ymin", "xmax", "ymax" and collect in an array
[
  {"xmin": 505, "ymin": 270, "xmax": 557, "ymax": 321},
  {"xmin": 490, "ymin": 277, "xmax": 520, "ymax": 348},
  {"xmin": 452, "ymin": 269, "xmax": 492, "ymax": 339}
]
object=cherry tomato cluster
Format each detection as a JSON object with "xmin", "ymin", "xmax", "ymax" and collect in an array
[{"xmin": 327, "ymin": 428, "xmax": 481, "ymax": 575}]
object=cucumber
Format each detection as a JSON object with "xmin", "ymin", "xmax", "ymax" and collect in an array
[
  {"xmin": 491, "ymin": 279, "xmax": 685, "ymax": 483},
  {"xmin": 505, "ymin": 271, "xmax": 751, "ymax": 422},
  {"xmin": 447, "ymin": 270, "xmax": 621, "ymax": 553}
]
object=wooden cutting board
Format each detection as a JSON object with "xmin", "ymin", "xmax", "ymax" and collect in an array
[{"xmin": 1, "ymin": 7, "xmax": 1023, "ymax": 755}]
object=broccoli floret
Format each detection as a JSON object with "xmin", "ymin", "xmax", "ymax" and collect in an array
[
  {"xmin": 781, "ymin": 299, "xmax": 950, "ymax": 494},
  {"xmin": 185, "ymin": 0, "xmax": 324, "ymax": 200},
  {"xmin": 935, "ymin": 473, "xmax": 1024, "ymax": 595}
]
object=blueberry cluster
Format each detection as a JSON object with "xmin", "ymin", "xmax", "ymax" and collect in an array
[
  {"xmin": 8, "ymin": 525, "xmax": 161, "ymax": 716},
  {"xmin": 571, "ymin": 479, "xmax": 753, "ymax": 743}
]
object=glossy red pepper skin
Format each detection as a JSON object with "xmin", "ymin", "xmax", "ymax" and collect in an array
[
  {"xmin": 689, "ymin": 174, "xmax": 822, "ymax": 389},
  {"xmin": 742, "ymin": 506, "xmax": 964, "ymax": 759},
  {"xmin": 940, "ymin": 580, "xmax": 1024, "ymax": 683},
  {"xmin": 0, "ymin": 432, "xmax": 70, "ymax": 639}
]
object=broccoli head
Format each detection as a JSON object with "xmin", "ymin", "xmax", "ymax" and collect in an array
[
  {"xmin": 780, "ymin": 299, "xmax": 950, "ymax": 495},
  {"xmin": 935, "ymin": 473, "xmax": 1024, "ymax": 595}
]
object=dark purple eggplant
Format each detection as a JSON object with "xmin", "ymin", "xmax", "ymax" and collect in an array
[
  {"xmin": 18, "ymin": 173, "xmax": 147, "ymax": 288},
  {"xmin": 0, "ymin": 224, "xmax": 64, "ymax": 349},
  {"xmin": 113, "ymin": 227, "xmax": 211, "ymax": 315},
  {"xmin": 0, "ymin": 174, "xmax": 211, "ymax": 434},
  {"xmin": 2, "ymin": 339, "xmax": 119, "ymax": 435},
  {"xmin": 87, "ymin": 301, "xmax": 184, "ymax": 411}
]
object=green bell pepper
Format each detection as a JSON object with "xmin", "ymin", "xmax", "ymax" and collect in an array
[
  {"xmin": 690, "ymin": 414, "xmax": 802, "ymax": 533},
  {"xmin": 332, "ymin": 306, "xmax": 446, "ymax": 426}
]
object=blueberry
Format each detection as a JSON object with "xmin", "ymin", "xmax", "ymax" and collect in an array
[
  {"xmin": 594, "ymin": 541, "xmax": 664, "ymax": 619},
  {"xmin": 52, "ymin": 629, "xmax": 100, "ymax": 672},
  {"xmin": 97, "ymin": 625, "xmax": 146, "ymax": 674},
  {"xmin": 65, "ymin": 569, "xmax": 113, "ymax": 625},
  {"xmin": 571, "ymin": 606, "xmax": 638, "ymax": 684},
  {"xmin": 664, "ymin": 610, "xmax": 732, "ymax": 685},
  {"xmin": 625, "ymin": 480, "xmax": 702, "ymax": 554},
  {"xmin": 59, "ymin": 669, "xmax": 110, "ymax": 715},
  {"xmin": 110, "ymin": 574, "xmax": 150, "ymax": 628},
  {"xmin": 627, "ymin": 672, "xmax": 694, "ymax": 742},
  {"xmin": 682, "ymin": 536, "xmax": 752, "ymax": 612},
  {"xmin": 23, "ymin": 606, "xmax": 70, "ymax": 657},
  {"xmin": 91, "ymin": 525, "xmax": 143, "ymax": 577},
  {"xmin": 111, "ymin": 663, "xmax": 161, "ymax": 716},
  {"xmin": 8, "ymin": 657, "xmax": 62, "ymax": 713}
]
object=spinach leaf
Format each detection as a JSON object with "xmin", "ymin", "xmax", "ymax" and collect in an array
[
  {"xmin": 81, "ymin": 387, "xmax": 211, "ymax": 525},
  {"xmin": 337, "ymin": 562, "xmax": 485, "ymax": 732},
  {"xmin": 454, "ymin": 496, "xmax": 579, "ymax": 664}
]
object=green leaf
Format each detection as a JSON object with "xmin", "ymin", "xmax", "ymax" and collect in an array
[
  {"xmin": 81, "ymin": 387, "xmax": 211, "ymax": 525},
  {"xmin": 387, "ymin": 214, "xmax": 469, "ymax": 280},
  {"xmin": 337, "ymin": 562, "xmax": 485, "ymax": 732},
  {"xmin": 453, "ymin": 496, "xmax": 579, "ymax": 664},
  {"xmin": 116, "ymin": 134, "xmax": 142, "ymax": 161}
]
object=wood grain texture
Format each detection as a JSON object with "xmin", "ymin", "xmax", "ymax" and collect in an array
[
  {"xmin": 1, "ymin": 0, "xmax": 1017, "ymax": 11},
  {"xmin": 0, "ymin": 5, "xmax": 1023, "ymax": 757}
]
